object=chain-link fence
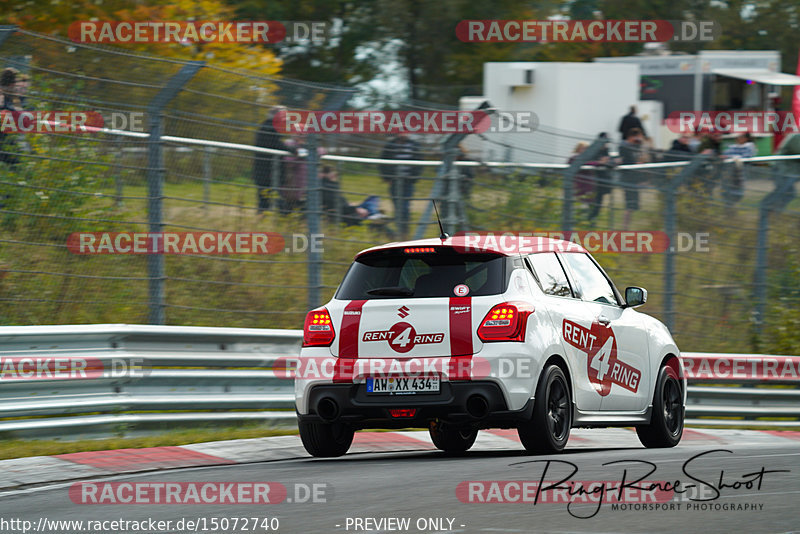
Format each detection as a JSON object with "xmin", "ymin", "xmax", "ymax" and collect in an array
[{"xmin": 1, "ymin": 27, "xmax": 800, "ymax": 355}]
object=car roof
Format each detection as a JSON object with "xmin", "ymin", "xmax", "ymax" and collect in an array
[{"xmin": 355, "ymin": 235, "xmax": 587, "ymax": 258}]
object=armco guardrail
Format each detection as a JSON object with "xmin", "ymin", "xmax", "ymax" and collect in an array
[
  {"xmin": 682, "ymin": 352, "xmax": 800, "ymax": 428},
  {"xmin": 0, "ymin": 326, "xmax": 798, "ymax": 439},
  {"xmin": 0, "ymin": 325, "xmax": 301, "ymax": 439}
]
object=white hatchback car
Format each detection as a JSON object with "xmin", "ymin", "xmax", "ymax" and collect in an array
[{"xmin": 295, "ymin": 236, "xmax": 685, "ymax": 457}]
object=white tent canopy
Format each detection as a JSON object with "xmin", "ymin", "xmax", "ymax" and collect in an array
[{"xmin": 713, "ymin": 68, "xmax": 800, "ymax": 86}]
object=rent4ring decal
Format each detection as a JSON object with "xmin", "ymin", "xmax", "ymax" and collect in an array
[
  {"xmin": 362, "ymin": 322, "xmax": 445, "ymax": 354},
  {"xmin": 562, "ymin": 319, "xmax": 641, "ymax": 396}
]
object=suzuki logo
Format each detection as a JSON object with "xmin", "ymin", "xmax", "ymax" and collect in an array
[{"xmin": 397, "ymin": 306, "xmax": 410, "ymax": 318}]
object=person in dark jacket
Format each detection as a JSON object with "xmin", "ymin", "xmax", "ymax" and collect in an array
[
  {"xmin": 379, "ymin": 133, "xmax": 422, "ymax": 238},
  {"xmin": 252, "ymin": 106, "xmax": 294, "ymax": 214},
  {"xmin": 670, "ymin": 133, "xmax": 694, "ymax": 154},
  {"xmin": 0, "ymin": 67, "xmax": 21, "ymax": 168},
  {"xmin": 618, "ymin": 127, "xmax": 647, "ymax": 230},
  {"xmin": 618, "ymin": 105, "xmax": 647, "ymax": 140},
  {"xmin": 587, "ymin": 133, "xmax": 614, "ymax": 223}
]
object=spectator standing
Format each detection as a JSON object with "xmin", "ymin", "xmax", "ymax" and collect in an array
[
  {"xmin": 281, "ymin": 135, "xmax": 326, "ymax": 215},
  {"xmin": 688, "ymin": 129, "xmax": 703, "ymax": 152},
  {"xmin": 724, "ymin": 132, "xmax": 757, "ymax": 159},
  {"xmin": 587, "ymin": 133, "xmax": 614, "ymax": 223},
  {"xmin": 699, "ymin": 128, "xmax": 723, "ymax": 155},
  {"xmin": 13, "ymin": 73, "xmax": 31, "ymax": 110},
  {"xmin": 567, "ymin": 142, "xmax": 596, "ymax": 206},
  {"xmin": 698, "ymin": 128, "xmax": 724, "ymax": 193},
  {"xmin": 380, "ymin": 133, "xmax": 421, "ymax": 238},
  {"xmin": 667, "ymin": 133, "xmax": 694, "ymax": 159},
  {"xmin": 618, "ymin": 105, "xmax": 647, "ymax": 140},
  {"xmin": 252, "ymin": 106, "xmax": 293, "ymax": 214},
  {"xmin": 0, "ymin": 67, "xmax": 21, "ymax": 168},
  {"xmin": 618, "ymin": 127, "xmax": 647, "ymax": 230},
  {"xmin": 722, "ymin": 132, "xmax": 757, "ymax": 205}
]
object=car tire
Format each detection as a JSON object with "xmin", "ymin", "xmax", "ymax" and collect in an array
[
  {"xmin": 636, "ymin": 364, "xmax": 684, "ymax": 448},
  {"xmin": 429, "ymin": 421, "xmax": 478, "ymax": 454},
  {"xmin": 518, "ymin": 364, "xmax": 572, "ymax": 454},
  {"xmin": 298, "ymin": 420, "xmax": 355, "ymax": 457}
]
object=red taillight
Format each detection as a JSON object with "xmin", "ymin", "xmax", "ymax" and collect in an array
[
  {"xmin": 303, "ymin": 307, "xmax": 335, "ymax": 347},
  {"xmin": 403, "ymin": 247, "xmax": 435, "ymax": 253},
  {"xmin": 477, "ymin": 301, "xmax": 534, "ymax": 342},
  {"xmin": 389, "ymin": 408, "xmax": 417, "ymax": 418}
]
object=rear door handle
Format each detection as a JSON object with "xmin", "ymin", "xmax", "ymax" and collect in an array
[{"xmin": 597, "ymin": 315, "xmax": 611, "ymax": 326}]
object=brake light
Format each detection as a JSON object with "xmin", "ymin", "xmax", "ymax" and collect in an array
[
  {"xmin": 403, "ymin": 247, "xmax": 435, "ymax": 253},
  {"xmin": 477, "ymin": 301, "xmax": 534, "ymax": 342},
  {"xmin": 389, "ymin": 408, "xmax": 417, "ymax": 418},
  {"xmin": 303, "ymin": 307, "xmax": 335, "ymax": 346}
]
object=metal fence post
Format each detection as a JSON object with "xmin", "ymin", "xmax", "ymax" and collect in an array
[
  {"xmin": 445, "ymin": 147, "xmax": 460, "ymax": 233},
  {"xmin": 306, "ymin": 134, "xmax": 322, "ymax": 311},
  {"xmin": 0, "ymin": 26, "xmax": 16, "ymax": 47},
  {"xmin": 752, "ymin": 166, "xmax": 799, "ymax": 341},
  {"xmin": 202, "ymin": 146, "xmax": 212, "ymax": 212},
  {"xmin": 413, "ymin": 163, "xmax": 447, "ymax": 240},
  {"xmin": 663, "ymin": 177, "xmax": 678, "ymax": 332},
  {"xmin": 333, "ymin": 160, "xmax": 342, "ymax": 227},
  {"xmin": 608, "ymin": 168, "xmax": 618, "ymax": 228},
  {"xmin": 663, "ymin": 154, "xmax": 709, "ymax": 331},
  {"xmin": 112, "ymin": 136, "xmax": 124, "ymax": 208},
  {"xmin": 145, "ymin": 61, "xmax": 203, "ymax": 325},
  {"xmin": 271, "ymin": 152, "xmax": 281, "ymax": 215},
  {"xmin": 413, "ymin": 101, "xmax": 493, "ymax": 239}
]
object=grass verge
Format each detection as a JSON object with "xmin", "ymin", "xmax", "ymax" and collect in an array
[{"xmin": 0, "ymin": 426, "xmax": 298, "ymax": 461}]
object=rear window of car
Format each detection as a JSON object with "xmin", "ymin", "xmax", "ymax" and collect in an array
[{"xmin": 335, "ymin": 248, "xmax": 507, "ymax": 299}]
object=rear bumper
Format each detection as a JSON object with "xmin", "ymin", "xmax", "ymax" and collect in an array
[{"xmin": 297, "ymin": 380, "xmax": 534, "ymax": 430}]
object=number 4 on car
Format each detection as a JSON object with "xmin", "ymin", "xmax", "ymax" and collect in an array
[{"xmin": 295, "ymin": 236, "xmax": 685, "ymax": 457}]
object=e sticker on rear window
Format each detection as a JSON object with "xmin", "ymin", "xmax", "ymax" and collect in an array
[{"xmin": 454, "ymin": 284, "xmax": 469, "ymax": 296}]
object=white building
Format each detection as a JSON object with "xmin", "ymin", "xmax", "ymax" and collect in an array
[{"xmin": 462, "ymin": 61, "xmax": 641, "ymax": 164}]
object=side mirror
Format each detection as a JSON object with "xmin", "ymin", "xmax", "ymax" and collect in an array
[{"xmin": 625, "ymin": 286, "xmax": 647, "ymax": 308}]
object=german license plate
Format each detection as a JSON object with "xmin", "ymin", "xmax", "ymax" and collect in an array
[{"xmin": 366, "ymin": 376, "xmax": 440, "ymax": 394}]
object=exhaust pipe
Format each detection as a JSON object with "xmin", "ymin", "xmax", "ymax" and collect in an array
[
  {"xmin": 465, "ymin": 394, "xmax": 490, "ymax": 420},
  {"xmin": 317, "ymin": 397, "xmax": 340, "ymax": 422}
]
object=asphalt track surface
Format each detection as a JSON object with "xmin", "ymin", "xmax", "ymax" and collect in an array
[{"xmin": 1, "ymin": 430, "xmax": 799, "ymax": 534}]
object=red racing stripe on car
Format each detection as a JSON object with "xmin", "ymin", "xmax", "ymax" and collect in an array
[
  {"xmin": 449, "ymin": 296, "xmax": 473, "ymax": 380},
  {"xmin": 333, "ymin": 299, "xmax": 366, "ymax": 383}
]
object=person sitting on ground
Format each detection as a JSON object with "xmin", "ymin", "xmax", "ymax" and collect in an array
[{"xmin": 320, "ymin": 166, "xmax": 386, "ymax": 226}]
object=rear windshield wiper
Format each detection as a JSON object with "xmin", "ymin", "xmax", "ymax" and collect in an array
[{"xmin": 366, "ymin": 286, "xmax": 414, "ymax": 296}]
